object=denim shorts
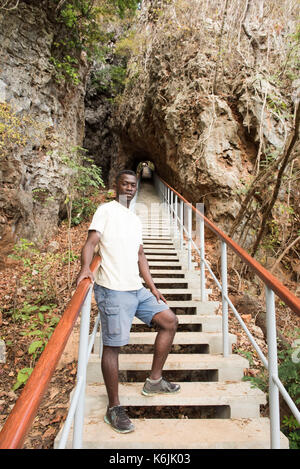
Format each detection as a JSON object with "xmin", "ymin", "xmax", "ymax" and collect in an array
[{"xmin": 93, "ymin": 284, "xmax": 169, "ymax": 347}]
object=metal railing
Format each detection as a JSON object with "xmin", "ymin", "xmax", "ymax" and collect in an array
[
  {"xmin": 154, "ymin": 173, "xmax": 300, "ymax": 449},
  {"xmin": 0, "ymin": 255, "xmax": 101, "ymax": 449},
  {"xmin": 57, "ymin": 285, "xmax": 99, "ymax": 449}
]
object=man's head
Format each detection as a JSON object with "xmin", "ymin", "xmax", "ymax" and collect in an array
[{"xmin": 115, "ymin": 170, "xmax": 137, "ymax": 206}]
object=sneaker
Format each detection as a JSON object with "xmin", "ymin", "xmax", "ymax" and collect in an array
[
  {"xmin": 104, "ymin": 405, "xmax": 135, "ymax": 433},
  {"xmin": 142, "ymin": 377, "xmax": 181, "ymax": 396}
]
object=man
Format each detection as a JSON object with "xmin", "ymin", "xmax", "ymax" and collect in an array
[{"xmin": 76, "ymin": 170, "xmax": 180, "ymax": 434}]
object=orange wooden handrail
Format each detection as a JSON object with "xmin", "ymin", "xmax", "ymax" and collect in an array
[
  {"xmin": 0, "ymin": 255, "xmax": 101, "ymax": 449},
  {"xmin": 159, "ymin": 176, "xmax": 300, "ymax": 317}
]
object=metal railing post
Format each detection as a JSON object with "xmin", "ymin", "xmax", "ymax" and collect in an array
[
  {"xmin": 180, "ymin": 199, "xmax": 184, "ymax": 250},
  {"xmin": 174, "ymin": 194, "xmax": 178, "ymax": 236},
  {"xmin": 72, "ymin": 286, "xmax": 92, "ymax": 449},
  {"xmin": 187, "ymin": 204, "xmax": 192, "ymax": 270},
  {"xmin": 199, "ymin": 209, "xmax": 205, "ymax": 301},
  {"xmin": 265, "ymin": 286, "xmax": 281, "ymax": 449},
  {"xmin": 170, "ymin": 190, "xmax": 173, "ymax": 227},
  {"xmin": 164, "ymin": 186, "xmax": 169, "ymax": 213},
  {"xmin": 221, "ymin": 241, "xmax": 229, "ymax": 356}
]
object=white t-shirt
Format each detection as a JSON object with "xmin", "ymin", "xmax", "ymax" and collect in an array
[{"xmin": 88, "ymin": 200, "xmax": 143, "ymax": 291}]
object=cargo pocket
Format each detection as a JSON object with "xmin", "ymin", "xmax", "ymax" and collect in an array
[{"xmin": 105, "ymin": 306, "xmax": 121, "ymax": 335}]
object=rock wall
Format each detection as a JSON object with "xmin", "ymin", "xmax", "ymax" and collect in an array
[
  {"xmin": 1, "ymin": 0, "xmax": 297, "ymax": 249},
  {"xmin": 83, "ymin": 62, "xmax": 121, "ymax": 186},
  {"xmin": 0, "ymin": 1, "xmax": 88, "ymax": 244},
  {"xmin": 111, "ymin": 0, "xmax": 297, "ymax": 234}
]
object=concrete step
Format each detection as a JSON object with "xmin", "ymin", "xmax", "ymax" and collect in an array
[
  {"xmin": 143, "ymin": 239, "xmax": 173, "ymax": 242},
  {"xmin": 156, "ymin": 288, "xmax": 212, "ymax": 301},
  {"xmin": 143, "ymin": 278, "xmax": 188, "ymax": 286},
  {"xmin": 93, "ymin": 316, "xmax": 222, "ymax": 354},
  {"xmin": 87, "ymin": 353, "xmax": 249, "ymax": 383},
  {"xmin": 143, "ymin": 233, "xmax": 172, "ymax": 237},
  {"xmin": 165, "ymin": 301, "xmax": 220, "ymax": 314},
  {"xmin": 144, "ymin": 249, "xmax": 177, "ymax": 254},
  {"xmin": 132, "ymin": 314, "xmax": 222, "ymax": 332},
  {"xmin": 142, "ymin": 227, "xmax": 171, "ymax": 230},
  {"xmin": 155, "ymin": 289, "xmax": 204, "ymax": 299},
  {"xmin": 149, "ymin": 278, "xmax": 209, "ymax": 292},
  {"xmin": 141, "ymin": 222, "xmax": 171, "ymax": 226},
  {"xmin": 139, "ymin": 219, "xmax": 170, "ymax": 223},
  {"xmin": 144, "ymin": 245, "xmax": 175, "ymax": 249},
  {"xmin": 152, "ymin": 289, "xmax": 193, "ymax": 299},
  {"xmin": 143, "ymin": 229, "xmax": 171, "ymax": 232},
  {"xmin": 148, "ymin": 261, "xmax": 198, "ymax": 268},
  {"xmin": 142, "ymin": 229, "xmax": 171, "ymax": 232},
  {"xmin": 94, "ymin": 331, "xmax": 236, "ymax": 354},
  {"xmin": 55, "ymin": 417, "xmax": 289, "ymax": 449},
  {"xmin": 148, "ymin": 262, "xmax": 184, "ymax": 267},
  {"xmin": 130, "ymin": 331, "xmax": 235, "ymax": 353},
  {"xmin": 142, "ymin": 227, "xmax": 172, "ymax": 230},
  {"xmin": 82, "ymin": 381, "xmax": 266, "ymax": 419},
  {"xmin": 150, "ymin": 269, "xmax": 185, "ymax": 277},
  {"xmin": 143, "ymin": 240, "xmax": 173, "ymax": 244},
  {"xmin": 145, "ymin": 255, "xmax": 180, "ymax": 260}
]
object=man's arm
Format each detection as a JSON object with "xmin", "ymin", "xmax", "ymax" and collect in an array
[
  {"xmin": 138, "ymin": 244, "xmax": 167, "ymax": 303},
  {"xmin": 76, "ymin": 230, "xmax": 100, "ymax": 286}
]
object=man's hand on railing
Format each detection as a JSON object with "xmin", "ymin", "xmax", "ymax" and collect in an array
[{"xmin": 76, "ymin": 267, "xmax": 95, "ymax": 287}]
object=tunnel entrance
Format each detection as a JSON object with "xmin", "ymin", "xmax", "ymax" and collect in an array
[{"xmin": 136, "ymin": 160, "xmax": 155, "ymax": 181}]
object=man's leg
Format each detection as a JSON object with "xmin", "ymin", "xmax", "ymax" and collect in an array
[
  {"xmin": 150, "ymin": 309, "xmax": 178, "ymax": 380},
  {"xmin": 102, "ymin": 344, "xmax": 135, "ymax": 433},
  {"xmin": 101, "ymin": 345, "xmax": 120, "ymax": 408},
  {"xmin": 95, "ymin": 286, "xmax": 135, "ymax": 433}
]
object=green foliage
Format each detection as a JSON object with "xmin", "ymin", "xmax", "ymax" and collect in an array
[
  {"xmin": 91, "ymin": 64, "xmax": 127, "ymax": 95},
  {"xmin": 260, "ymin": 147, "xmax": 281, "ymax": 169},
  {"xmin": 59, "ymin": 146, "xmax": 104, "ymax": 226},
  {"xmin": 71, "ymin": 196, "xmax": 99, "ymax": 225},
  {"xmin": 9, "ymin": 239, "xmax": 61, "ymax": 390},
  {"xmin": 60, "ymin": 146, "xmax": 104, "ymax": 191},
  {"xmin": 243, "ymin": 338, "xmax": 300, "ymax": 449},
  {"xmin": 51, "ymin": 0, "xmax": 139, "ymax": 85},
  {"xmin": 12, "ymin": 368, "xmax": 33, "ymax": 391},
  {"xmin": 50, "ymin": 55, "xmax": 80, "ymax": 85},
  {"xmin": 282, "ymin": 416, "xmax": 300, "ymax": 449},
  {"xmin": 114, "ymin": 30, "xmax": 141, "ymax": 58},
  {"xmin": 112, "ymin": 0, "xmax": 140, "ymax": 18},
  {"xmin": 0, "ymin": 102, "xmax": 44, "ymax": 157}
]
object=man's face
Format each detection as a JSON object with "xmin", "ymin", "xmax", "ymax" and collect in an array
[{"xmin": 116, "ymin": 174, "xmax": 137, "ymax": 202}]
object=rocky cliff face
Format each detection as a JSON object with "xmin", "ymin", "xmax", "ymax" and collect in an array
[
  {"xmin": 0, "ymin": 1, "xmax": 87, "ymax": 244},
  {"xmin": 1, "ymin": 0, "xmax": 298, "ymax": 252},
  {"xmin": 111, "ymin": 0, "xmax": 298, "ymax": 235}
]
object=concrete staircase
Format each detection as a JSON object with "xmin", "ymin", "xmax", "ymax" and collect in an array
[{"xmin": 55, "ymin": 181, "xmax": 289, "ymax": 449}]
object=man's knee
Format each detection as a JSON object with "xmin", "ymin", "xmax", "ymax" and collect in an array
[{"xmin": 153, "ymin": 309, "xmax": 178, "ymax": 331}]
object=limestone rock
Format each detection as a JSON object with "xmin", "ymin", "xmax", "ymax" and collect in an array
[{"xmin": 0, "ymin": 2, "xmax": 88, "ymax": 244}]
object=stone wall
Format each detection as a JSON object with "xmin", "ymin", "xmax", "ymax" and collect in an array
[{"xmin": 0, "ymin": 1, "xmax": 88, "ymax": 244}]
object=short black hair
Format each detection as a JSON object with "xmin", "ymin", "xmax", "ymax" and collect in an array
[{"xmin": 116, "ymin": 170, "xmax": 137, "ymax": 183}]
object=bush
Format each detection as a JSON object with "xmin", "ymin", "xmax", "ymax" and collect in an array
[{"xmin": 244, "ymin": 337, "xmax": 300, "ymax": 449}]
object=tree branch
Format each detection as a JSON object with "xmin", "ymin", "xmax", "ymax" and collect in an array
[
  {"xmin": 251, "ymin": 102, "xmax": 300, "ymax": 257},
  {"xmin": 270, "ymin": 235, "xmax": 300, "ymax": 274}
]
